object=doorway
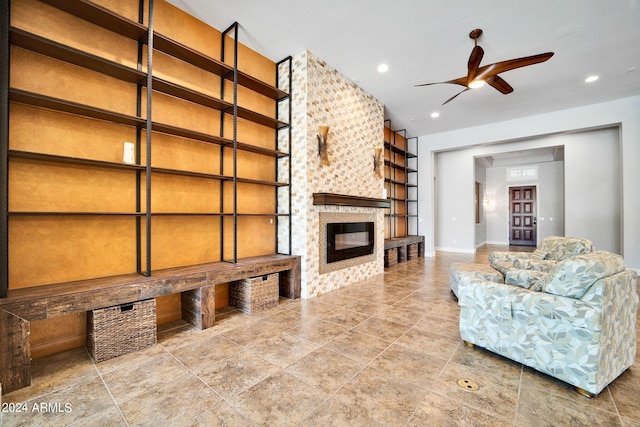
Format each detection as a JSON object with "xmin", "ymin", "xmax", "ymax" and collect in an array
[{"xmin": 509, "ymin": 185, "xmax": 537, "ymax": 246}]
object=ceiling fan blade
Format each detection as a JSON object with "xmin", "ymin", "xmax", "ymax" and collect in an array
[
  {"xmin": 467, "ymin": 45, "xmax": 484, "ymax": 82},
  {"xmin": 475, "ymin": 52, "xmax": 554, "ymax": 80},
  {"xmin": 442, "ymin": 88, "xmax": 470, "ymax": 105},
  {"xmin": 415, "ymin": 76, "xmax": 468, "ymax": 87},
  {"xmin": 486, "ymin": 75, "xmax": 513, "ymax": 94}
]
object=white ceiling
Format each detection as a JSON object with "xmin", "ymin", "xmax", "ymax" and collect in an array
[{"xmin": 168, "ymin": 0, "xmax": 640, "ymax": 137}]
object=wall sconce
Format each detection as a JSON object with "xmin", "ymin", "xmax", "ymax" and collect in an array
[
  {"xmin": 317, "ymin": 125, "xmax": 330, "ymax": 166},
  {"xmin": 483, "ymin": 194, "xmax": 495, "ymax": 213},
  {"xmin": 373, "ymin": 147, "xmax": 383, "ymax": 178}
]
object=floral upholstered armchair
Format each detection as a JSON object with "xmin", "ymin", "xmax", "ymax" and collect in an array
[
  {"xmin": 488, "ymin": 236, "xmax": 594, "ymax": 275},
  {"xmin": 458, "ymin": 250, "xmax": 638, "ymax": 397}
]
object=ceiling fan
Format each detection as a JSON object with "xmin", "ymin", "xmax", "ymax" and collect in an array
[{"xmin": 416, "ymin": 28, "xmax": 554, "ymax": 105}]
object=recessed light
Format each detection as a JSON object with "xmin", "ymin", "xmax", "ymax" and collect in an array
[
  {"xmin": 585, "ymin": 75, "xmax": 599, "ymax": 83},
  {"xmin": 431, "ymin": 112, "xmax": 440, "ymax": 118},
  {"xmin": 377, "ymin": 63, "xmax": 389, "ymax": 73}
]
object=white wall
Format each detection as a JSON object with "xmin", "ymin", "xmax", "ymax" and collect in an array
[
  {"xmin": 564, "ymin": 127, "xmax": 620, "ymax": 252},
  {"xmin": 434, "ymin": 150, "xmax": 475, "ymax": 252},
  {"xmin": 418, "ymin": 95, "xmax": 640, "ymax": 270},
  {"xmin": 485, "ymin": 161, "xmax": 564, "ymax": 245},
  {"xmin": 474, "ymin": 163, "xmax": 487, "ymax": 246}
]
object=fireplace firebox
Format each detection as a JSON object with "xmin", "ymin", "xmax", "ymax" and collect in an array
[{"xmin": 326, "ymin": 222, "xmax": 374, "ymax": 263}]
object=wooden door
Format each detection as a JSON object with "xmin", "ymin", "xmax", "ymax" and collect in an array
[{"xmin": 509, "ymin": 186, "xmax": 537, "ymax": 246}]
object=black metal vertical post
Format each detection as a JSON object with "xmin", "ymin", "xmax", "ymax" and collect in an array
[
  {"xmin": 222, "ymin": 22, "xmax": 239, "ymax": 263},
  {"xmin": 407, "ymin": 136, "xmax": 420, "ymax": 236},
  {"xmin": 286, "ymin": 57, "xmax": 292, "ymax": 255},
  {"xmin": 231, "ymin": 23, "xmax": 238, "ymax": 263},
  {"xmin": 135, "ymin": 0, "xmax": 144, "ymax": 275},
  {"xmin": 219, "ymin": 30, "xmax": 228, "ymax": 262},
  {"xmin": 396, "ymin": 128, "xmax": 408, "ymax": 237},
  {"xmin": 274, "ymin": 60, "xmax": 281, "ymax": 254},
  {"xmin": 415, "ymin": 136, "xmax": 419, "ymax": 236},
  {"xmin": 275, "ymin": 56, "xmax": 292, "ymax": 255},
  {"xmin": 144, "ymin": 0, "xmax": 154, "ymax": 275},
  {"xmin": 0, "ymin": 0, "xmax": 10, "ymax": 297}
]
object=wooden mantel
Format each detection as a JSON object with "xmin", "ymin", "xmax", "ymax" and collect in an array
[{"xmin": 313, "ymin": 193, "xmax": 391, "ymax": 209}]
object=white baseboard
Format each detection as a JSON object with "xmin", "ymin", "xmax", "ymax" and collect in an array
[
  {"xmin": 436, "ymin": 247, "xmax": 476, "ymax": 254},
  {"xmin": 485, "ymin": 240, "xmax": 509, "ymax": 245}
]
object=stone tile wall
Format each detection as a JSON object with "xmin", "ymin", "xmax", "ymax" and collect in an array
[{"xmin": 282, "ymin": 50, "xmax": 385, "ymax": 298}]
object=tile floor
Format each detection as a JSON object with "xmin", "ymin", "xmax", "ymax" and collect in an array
[{"xmin": 2, "ymin": 246, "xmax": 639, "ymax": 426}]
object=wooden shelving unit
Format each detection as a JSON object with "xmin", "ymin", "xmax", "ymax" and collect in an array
[
  {"xmin": 383, "ymin": 121, "xmax": 422, "ymax": 266},
  {"xmin": 1, "ymin": 0, "xmax": 292, "ymax": 296}
]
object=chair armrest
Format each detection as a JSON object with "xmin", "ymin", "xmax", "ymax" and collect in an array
[{"xmin": 458, "ymin": 276, "xmax": 601, "ymax": 331}]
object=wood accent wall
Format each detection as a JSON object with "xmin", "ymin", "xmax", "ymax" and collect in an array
[{"xmin": 8, "ymin": 0, "xmax": 281, "ymax": 357}]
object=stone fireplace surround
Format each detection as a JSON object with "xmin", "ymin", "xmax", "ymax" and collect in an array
[{"xmin": 283, "ymin": 50, "xmax": 386, "ymax": 299}]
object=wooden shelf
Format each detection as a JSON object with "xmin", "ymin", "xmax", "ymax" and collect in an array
[
  {"xmin": 11, "ymin": 28, "xmax": 289, "ymax": 133},
  {"xmin": 313, "ymin": 193, "xmax": 390, "ymax": 209},
  {"xmin": 39, "ymin": 0, "xmax": 147, "ymax": 41},
  {"xmin": 10, "ymin": 27, "xmax": 145, "ymax": 84},
  {"xmin": 384, "ymin": 141, "xmax": 416, "ymax": 158},
  {"xmin": 152, "ymin": 32, "xmax": 230, "ymax": 76},
  {"xmin": 10, "ymin": 89, "xmax": 145, "ymax": 128},
  {"xmin": 235, "ymin": 142, "xmax": 288, "ymax": 158},
  {"xmin": 151, "ymin": 122, "xmax": 231, "ymax": 147},
  {"xmin": 236, "ymin": 177, "xmax": 288, "ymax": 187},
  {"xmin": 233, "ymin": 213, "xmax": 289, "ymax": 217},
  {"xmin": 154, "ymin": 33, "xmax": 288, "ymax": 101},
  {"xmin": 236, "ymin": 107, "xmax": 289, "ymax": 129},
  {"xmin": 234, "ymin": 72, "xmax": 288, "ymax": 101},
  {"xmin": 39, "ymin": 0, "xmax": 288, "ymax": 101},
  {"xmin": 10, "ymin": 90, "xmax": 288, "ymax": 158},
  {"xmin": 9, "ymin": 150, "xmax": 145, "ymax": 171},
  {"xmin": 151, "ymin": 166, "xmax": 230, "ymax": 181},
  {"xmin": 8, "ymin": 211, "xmax": 144, "ymax": 216},
  {"xmin": 387, "ymin": 178, "xmax": 406, "ymax": 185},
  {"xmin": 152, "ymin": 77, "xmax": 231, "ymax": 111},
  {"xmin": 150, "ymin": 212, "xmax": 222, "ymax": 216}
]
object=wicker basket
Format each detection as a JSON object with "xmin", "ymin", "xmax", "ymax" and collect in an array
[
  {"xmin": 230, "ymin": 273, "xmax": 279, "ymax": 314},
  {"xmin": 87, "ymin": 298, "xmax": 157, "ymax": 363}
]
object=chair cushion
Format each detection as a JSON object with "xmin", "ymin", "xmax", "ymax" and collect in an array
[{"xmin": 541, "ymin": 251, "xmax": 626, "ymax": 299}]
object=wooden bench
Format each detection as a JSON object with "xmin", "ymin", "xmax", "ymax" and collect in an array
[
  {"xmin": 0, "ymin": 254, "xmax": 301, "ymax": 394},
  {"xmin": 384, "ymin": 236, "xmax": 425, "ymax": 267}
]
